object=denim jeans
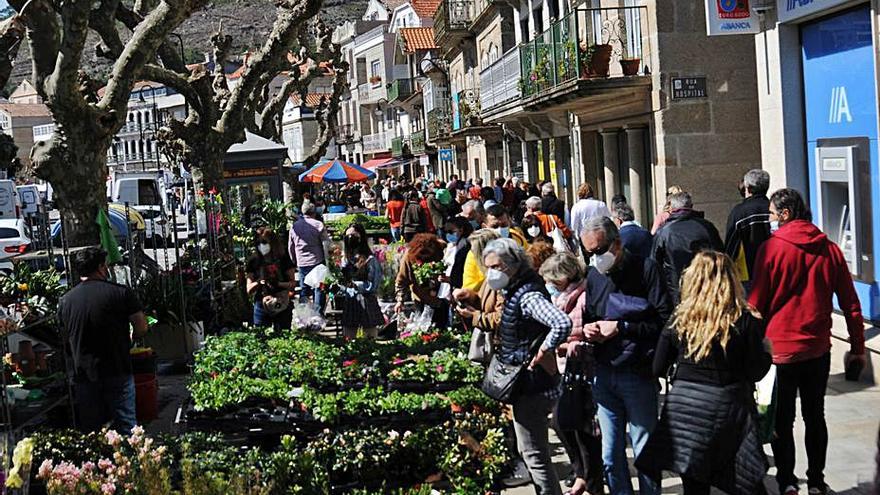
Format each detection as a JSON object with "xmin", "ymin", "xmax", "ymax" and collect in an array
[
  {"xmin": 253, "ymin": 301, "xmax": 293, "ymax": 331},
  {"xmin": 298, "ymin": 265, "xmax": 324, "ymax": 312},
  {"xmin": 391, "ymin": 227, "xmax": 402, "ymax": 243},
  {"xmin": 772, "ymin": 352, "xmax": 831, "ymax": 492},
  {"xmin": 75, "ymin": 375, "xmax": 137, "ymax": 434},
  {"xmin": 593, "ymin": 365, "xmax": 659, "ymax": 495},
  {"xmin": 511, "ymin": 392, "xmax": 562, "ymax": 495}
]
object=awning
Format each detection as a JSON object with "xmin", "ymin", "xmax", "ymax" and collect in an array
[{"xmin": 362, "ymin": 158, "xmax": 402, "ymax": 170}]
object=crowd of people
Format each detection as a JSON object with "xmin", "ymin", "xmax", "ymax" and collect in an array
[{"xmin": 235, "ymin": 168, "xmax": 869, "ymax": 495}]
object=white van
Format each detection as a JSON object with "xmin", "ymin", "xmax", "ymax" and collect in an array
[
  {"xmin": 16, "ymin": 185, "xmax": 40, "ymax": 217},
  {"xmin": 110, "ymin": 173, "xmax": 170, "ymax": 243},
  {"xmin": 0, "ymin": 180, "xmax": 19, "ymax": 220}
]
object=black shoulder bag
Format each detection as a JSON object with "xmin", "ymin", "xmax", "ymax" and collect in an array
[{"xmin": 481, "ymin": 333, "xmax": 546, "ymax": 404}]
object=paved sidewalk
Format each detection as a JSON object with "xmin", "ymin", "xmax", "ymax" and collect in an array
[{"xmin": 504, "ymin": 348, "xmax": 880, "ymax": 494}]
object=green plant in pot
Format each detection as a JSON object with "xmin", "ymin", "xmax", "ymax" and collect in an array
[{"xmin": 579, "ymin": 42, "xmax": 613, "ymax": 78}]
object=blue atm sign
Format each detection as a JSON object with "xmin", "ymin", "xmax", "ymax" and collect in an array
[
  {"xmin": 777, "ymin": 0, "xmax": 851, "ymax": 23},
  {"xmin": 439, "ymin": 149, "xmax": 454, "ymax": 162}
]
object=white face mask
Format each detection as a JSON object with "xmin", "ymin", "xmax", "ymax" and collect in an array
[
  {"xmin": 527, "ymin": 226, "xmax": 541, "ymax": 237},
  {"xmin": 486, "ymin": 269, "xmax": 510, "ymax": 290},
  {"xmin": 770, "ymin": 220, "xmax": 779, "ymax": 233},
  {"xmin": 591, "ymin": 251, "xmax": 616, "ymax": 275},
  {"xmin": 258, "ymin": 243, "xmax": 271, "ymax": 256},
  {"xmin": 494, "ymin": 227, "xmax": 510, "ymax": 239}
]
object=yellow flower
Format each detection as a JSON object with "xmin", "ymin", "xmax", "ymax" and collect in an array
[
  {"xmin": 6, "ymin": 437, "xmax": 34, "ymax": 488},
  {"xmin": 17, "ymin": 283, "xmax": 27, "ymax": 292}
]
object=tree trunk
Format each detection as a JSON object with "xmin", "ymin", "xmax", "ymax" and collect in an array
[
  {"xmin": 191, "ymin": 142, "xmax": 227, "ymax": 195},
  {"xmin": 31, "ymin": 128, "xmax": 111, "ymax": 246}
]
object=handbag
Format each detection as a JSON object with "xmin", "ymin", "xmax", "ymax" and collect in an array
[
  {"xmin": 555, "ymin": 349, "xmax": 595, "ymax": 430},
  {"xmin": 481, "ymin": 333, "xmax": 544, "ymax": 403},
  {"xmin": 468, "ymin": 327, "xmax": 494, "ymax": 364}
]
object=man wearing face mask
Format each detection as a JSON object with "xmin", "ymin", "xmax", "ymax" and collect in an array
[
  {"xmin": 482, "ymin": 238, "xmax": 572, "ymax": 495},
  {"xmin": 59, "ymin": 247, "xmax": 149, "ymax": 434},
  {"xmin": 749, "ymin": 188, "xmax": 865, "ymax": 495},
  {"xmin": 461, "ymin": 205, "xmax": 528, "ymax": 290},
  {"xmin": 580, "ymin": 216, "xmax": 671, "ymax": 495}
]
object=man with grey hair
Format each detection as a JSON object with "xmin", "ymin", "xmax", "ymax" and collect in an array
[
  {"xmin": 526, "ymin": 195, "xmax": 572, "ymax": 241},
  {"xmin": 725, "ymin": 168, "xmax": 772, "ymax": 291},
  {"xmin": 540, "ymin": 181, "xmax": 568, "ymax": 223},
  {"xmin": 580, "ymin": 216, "xmax": 671, "ymax": 495},
  {"xmin": 289, "ymin": 201, "xmax": 330, "ymax": 311},
  {"xmin": 482, "ymin": 237, "xmax": 572, "ymax": 495},
  {"xmin": 651, "ymin": 191, "xmax": 723, "ymax": 303},
  {"xmin": 614, "ymin": 202, "xmax": 652, "ymax": 259},
  {"xmin": 459, "ymin": 199, "xmax": 486, "ymax": 229}
]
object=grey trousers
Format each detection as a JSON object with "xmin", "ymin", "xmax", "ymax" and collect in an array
[{"xmin": 512, "ymin": 392, "xmax": 562, "ymax": 495}]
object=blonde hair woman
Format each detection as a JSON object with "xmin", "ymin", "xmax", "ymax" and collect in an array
[
  {"xmin": 452, "ymin": 229, "xmax": 503, "ymax": 332},
  {"xmin": 635, "ymin": 251, "xmax": 772, "ymax": 495}
]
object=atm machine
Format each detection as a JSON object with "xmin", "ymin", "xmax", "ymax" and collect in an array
[{"xmin": 815, "ymin": 137, "xmax": 874, "ymax": 282}]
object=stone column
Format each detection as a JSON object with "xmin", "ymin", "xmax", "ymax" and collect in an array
[
  {"xmin": 600, "ymin": 129, "xmax": 620, "ymax": 201},
  {"xmin": 625, "ymin": 126, "xmax": 647, "ymax": 224}
]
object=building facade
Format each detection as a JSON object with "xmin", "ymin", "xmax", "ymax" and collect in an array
[
  {"xmin": 432, "ymin": 0, "xmax": 762, "ymax": 226},
  {"xmin": 753, "ymin": 0, "xmax": 880, "ymax": 319},
  {"xmin": 0, "ymin": 100, "xmax": 52, "ymax": 170}
]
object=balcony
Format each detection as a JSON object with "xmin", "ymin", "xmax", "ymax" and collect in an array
[
  {"xmin": 434, "ymin": 0, "xmax": 474, "ymax": 49},
  {"xmin": 411, "ymin": 131, "xmax": 427, "ymax": 155},
  {"xmin": 426, "ymin": 108, "xmax": 451, "ymax": 143},
  {"xmin": 518, "ymin": 7, "xmax": 650, "ymax": 99},
  {"xmin": 453, "ymin": 89, "xmax": 481, "ymax": 130},
  {"xmin": 336, "ymin": 123, "xmax": 359, "ymax": 144},
  {"xmin": 391, "ymin": 136, "xmax": 411, "ymax": 158},
  {"xmin": 480, "ymin": 47, "xmax": 522, "ymax": 113},
  {"xmin": 108, "ymin": 152, "xmax": 160, "ymax": 167},
  {"xmin": 357, "ymin": 82, "xmax": 387, "ymax": 105},
  {"xmin": 362, "ymin": 131, "xmax": 392, "ymax": 153},
  {"xmin": 387, "ymin": 79, "xmax": 414, "ymax": 103}
]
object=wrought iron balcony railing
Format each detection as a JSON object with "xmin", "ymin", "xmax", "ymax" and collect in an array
[
  {"xmin": 336, "ymin": 123, "xmax": 359, "ymax": 144},
  {"xmin": 434, "ymin": 0, "xmax": 474, "ymax": 48},
  {"xmin": 391, "ymin": 136, "xmax": 412, "ymax": 158},
  {"xmin": 427, "ymin": 108, "xmax": 451, "ymax": 142},
  {"xmin": 517, "ymin": 6, "xmax": 651, "ymax": 99}
]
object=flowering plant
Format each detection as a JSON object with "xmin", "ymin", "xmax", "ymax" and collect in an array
[
  {"xmin": 412, "ymin": 261, "xmax": 445, "ymax": 286},
  {"xmin": 34, "ymin": 427, "xmax": 172, "ymax": 495}
]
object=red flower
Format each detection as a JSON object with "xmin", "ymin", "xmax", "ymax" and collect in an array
[
  {"xmin": 209, "ymin": 187, "xmax": 218, "ymax": 195},
  {"xmin": 343, "ymin": 359, "xmax": 357, "ymax": 367},
  {"xmin": 420, "ymin": 333, "xmax": 439, "ymax": 343}
]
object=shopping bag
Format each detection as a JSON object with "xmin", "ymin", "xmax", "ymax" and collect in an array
[
  {"xmin": 755, "ymin": 364, "xmax": 777, "ymax": 444},
  {"xmin": 550, "ymin": 225, "xmax": 569, "ymax": 253},
  {"xmin": 468, "ymin": 327, "xmax": 493, "ymax": 364},
  {"xmin": 303, "ymin": 264, "xmax": 330, "ymax": 288}
]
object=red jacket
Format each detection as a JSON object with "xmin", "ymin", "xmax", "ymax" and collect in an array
[
  {"xmin": 748, "ymin": 220, "xmax": 864, "ymax": 364},
  {"xmin": 419, "ymin": 198, "xmax": 435, "ymax": 232}
]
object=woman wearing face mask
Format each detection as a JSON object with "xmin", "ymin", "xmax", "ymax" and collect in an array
[
  {"xmin": 394, "ymin": 233, "xmax": 450, "ymax": 328},
  {"xmin": 453, "ymin": 229, "xmax": 503, "ymax": 333},
  {"xmin": 339, "ymin": 223, "xmax": 384, "ymax": 339},
  {"xmin": 245, "ymin": 227, "xmax": 296, "ymax": 330},
  {"xmin": 481, "ymin": 238, "xmax": 572, "ymax": 495},
  {"xmin": 443, "ymin": 217, "xmax": 474, "ymax": 289},
  {"xmin": 539, "ymin": 253, "xmax": 604, "ymax": 495},
  {"xmin": 521, "ymin": 215, "xmax": 552, "ymax": 245}
]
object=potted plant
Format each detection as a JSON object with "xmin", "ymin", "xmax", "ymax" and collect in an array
[
  {"xmin": 369, "ymin": 75, "xmax": 382, "ymax": 85},
  {"xmin": 579, "ymin": 42, "xmax": 612, "ymax": 78},
  {"xmin": 620, "ymin": 57, "xmax": 641, "ymax": 76}
]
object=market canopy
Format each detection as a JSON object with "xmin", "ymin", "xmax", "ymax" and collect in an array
[
  {"xmin": 362, "ymin": 157, "xmax": 402, "ymax": 170},
  {"xmin": 298, "ymin": 158, "xmax": 376, "ymax": 183}
]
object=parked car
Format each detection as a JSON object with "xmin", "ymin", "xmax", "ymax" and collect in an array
[{"xmin": 0, "ymin": 218, "xmax": 31, "ymax": 271}]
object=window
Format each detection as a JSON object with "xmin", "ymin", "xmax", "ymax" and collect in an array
[
  {"xmin": 0, "ymin": 228, "xmax": 19, "ymax": 239},
  {"xmin": 0, "ymin": 113, "xmax": 10, "ymax": 133},
  {"xmin": 370, "ymin": 60, "xmax": 381, "ymax": 85}
]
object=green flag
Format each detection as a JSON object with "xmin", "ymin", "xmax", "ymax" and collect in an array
[{"xmin": 97, "ymin": 208, "xmax": 122, "ymax": 264}]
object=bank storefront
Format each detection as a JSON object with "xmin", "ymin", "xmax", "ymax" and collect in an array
[{"xmin": 763, "ymin": 0, "xmax": 880, "ymax": 319}]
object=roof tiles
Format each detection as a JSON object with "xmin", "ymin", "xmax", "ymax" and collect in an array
[{"xmin": 399, "ymin": 27, "xmax": 437, "ymax": 53}]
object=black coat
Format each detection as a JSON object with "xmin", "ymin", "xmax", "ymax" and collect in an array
[
  {"xmin": 651, "ymin": 209, "xmax": 723, "ymax": 304},
  {"xmin": 541, "ymin": 194, "xmax": 566, "ymax": 219},
  {"xmin": 636, "ymin": 312, "xmax": 771, "ymax": 494},
  {"xmin": 724, "ymin": 195, "xmax": 771, "ymax": 283}
]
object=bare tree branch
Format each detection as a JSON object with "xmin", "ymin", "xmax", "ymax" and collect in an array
[
  {"xmin": 9, "ymin": 0, "xmax": 60, "ymax": 99},
  {"xmin": 0, "ymin": 16, "xmax": 26, "ymax": 88}
]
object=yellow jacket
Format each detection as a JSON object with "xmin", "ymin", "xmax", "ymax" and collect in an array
[{"xmin": 461, "ymin": 228, "xmax": 528, "ymax": 290}]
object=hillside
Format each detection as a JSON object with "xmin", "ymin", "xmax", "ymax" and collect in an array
[{"xmin": 6, "ymin": 0, "xmax": 368, "ymax": 91}]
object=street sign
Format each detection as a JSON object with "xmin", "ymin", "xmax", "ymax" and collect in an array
[
  {"xmin": 672, "ymin": 77, "xmax": 708, "ymax": 99},
  {"xmin": 439, "ymin": 149, "xmax": 454, "ymax": 161}
]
